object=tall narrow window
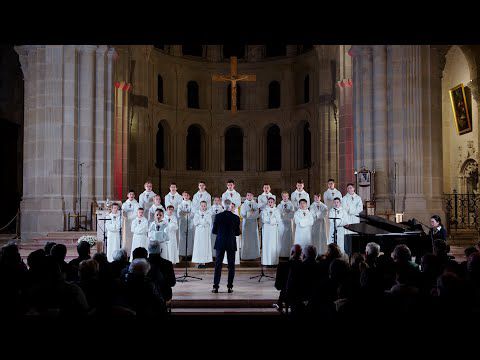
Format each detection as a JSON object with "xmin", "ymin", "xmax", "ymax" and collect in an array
[
  {"xmin": 266, "ymin": 125, "xmax": 281, "ymax": 171},
  {"xmin": 225, "ymin": 126, "xmax": 243, "ymax": 171},
  {"xmin": 187, "ymin": 81, "xmax": 199, "ymax": 109},
  {"xmin": 268, "ymin": 81, "xmax": 281, "ymax": 109},
  {"xmin": 186, "ymin": 125, "xmax": 204, "ymax": 170},
  {"xmin": 157, "ymin": 75, "xmax": 164, "ymax": 103},
  {"xmin": 303, "ymin": 122, "xmax": 311, "ymax": 168},
  {"xmin": 304, "ymin": 75, "xmax": 310, "ymax": 103}
]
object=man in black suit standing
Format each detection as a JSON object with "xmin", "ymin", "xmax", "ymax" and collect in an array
[{"xmin": 212, "ymin": 199, "xmax": 241, "ymax": 293}]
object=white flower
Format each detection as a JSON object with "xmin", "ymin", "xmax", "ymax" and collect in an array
[{"xmin": 77, "ymin": 235, "xmax": 97, "ymax": 247}]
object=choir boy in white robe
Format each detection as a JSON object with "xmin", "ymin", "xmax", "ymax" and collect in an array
[
  {"xmin": 121, "ymin": 190, "xmax": 139, "ymax": 257},
  {"xmin": 261, "ymin": 197, "xmax": 282, "ymax": 266},
  {"xmin": 310, "ymin": 194, "xmax": 329, "ymax": 255},
  {"xmin": 164, "ymin": 205, "xmax": 179, "ymax": 264},
  {"xmin": 221, "ymin": 179, "xmax": 242, "ymax": 214},
  {"xmin": 177, "ymin": 192, "xmax": 195, "ymax": 257},
  {"xmin": 139, "ymin": 180, "xmax": 156, "ymax": 211},
  {"xmin": 148, "ymin": 208, "xmax": 168, "ymax": 257},
  {"xmin": 323, "ymin": 178, "xmax": 343, "ymax": 210},
  {"xmin": 258, "ymin": 183, "xmax": 276, "ymax": 213},
  {"xmin": 130, "ymin": 208, "xmax": 149, "ymax": 260},
  {"xmin": 105, "ymin": 203, "xmax": 122, "ymax": 262},
  {"xmin": 277, "ymin": 191, "xmax": 295, "ymax": 257},
  {"xmin": 294, "ymin": 199, "xmax": 315, "ymax": 248},
  {"xmin": 328, "ymin": 197, "xmax": 347, "ymax": 253},
  {"xmin": 148, "ymin": 194, "xmax": 165, "ymax": 224},
  {"xmin": 209, "ymin": 197, "xmax": 224, "ymax": 257},
  {"xmin": 223, "ymin": 201, "xmax": 241, "ymax": 265},
  {"xmin": 192, "ymin": 201, "xmax": 213, "ymax": 267},
  {"xmin": 240, "ymin": 192, "xmax": 260, "ymax": 260},
  {"xmin": 291, "ymin": 179, "xmax": 311, "ymax": 209},
  {"xmin": 192, "ymin": 180, "xmax": 212, "ymax": 213},
  {"xmin": 342, "ymin": 183, "xmax": 363, "ymax": 235},
  {"xmin": 164, "ymin": 182, "xmax": 183, "ymax": 213}
]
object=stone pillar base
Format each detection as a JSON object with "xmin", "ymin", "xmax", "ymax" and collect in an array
[{"xmin": 20, "ymin": 197, "xmax": 65, "ymax": 241}]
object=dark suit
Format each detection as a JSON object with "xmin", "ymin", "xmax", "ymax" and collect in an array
[
  {"xmin": 212, "ymin": 210, "xmax": 241, "ymax": 289},
  {"xmin": 429, "ymin": 226, "xmax": 447, "ymax": 241}
]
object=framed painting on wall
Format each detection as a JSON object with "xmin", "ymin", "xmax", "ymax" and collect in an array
[{"xmin": 449, "ymin": 83, "xmax": 472, "ymax": 135}]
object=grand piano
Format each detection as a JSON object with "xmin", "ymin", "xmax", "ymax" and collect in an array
[{"xmin": 343, "ymin": 214, "xmax": 432, "ymax": 262}]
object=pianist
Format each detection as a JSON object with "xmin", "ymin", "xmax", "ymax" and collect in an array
[{"xmin": 429, "ymin": 215, "xmax": 447, "ymax": 241}]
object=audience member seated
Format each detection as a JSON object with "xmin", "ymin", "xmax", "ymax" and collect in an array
[
  {"xmin": 317, "ymin": 243, "xmax": 343, "ymax": 280},
  {"xmin": 77, "ymin": 259, "xmax": 100, "ymax": 313},
  {"xmin": 111, "ymin": 249, "xmax": 129, "ymax": 279},
  {"xmin": 50, "ymin": 244, "xmax": 70, "ymax": 280},
  {"xmin": 147, "ymin": 241, "xmax": 176, "ymax": 302},
  {"xmin": 120, "ymin": 247, "xmax": 148, "ymax": 280},
  {"xmin": 0, "ymin": 242, "xmax": 28, "ymax": 318},
  {"xmin": 44, "ymin": 241, "xmax": 57, "ymax": 256},
  {"xmin": 274, "ymin": 244, "xmax": 302, "ymax": 312},
  {"xmin": 118, "ymin": 258, "xmax": 166, "ymax": 318},
  {"xmin": 67, "ymin": 241, "xmax": 91, "ymax": 282},
  {"xmin": 365, "ymin": 242, "xmax": 381, "ymax": 268},
  {"xmin": 433, "ymin": 239, "xmax": 459, "ymax": 275}
]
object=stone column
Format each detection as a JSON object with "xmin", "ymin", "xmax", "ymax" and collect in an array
[
  {"xmin": 206, "ymin": 45, "xmax": 222, "ymax": 62},
  {"xmin": 95, "ymin": 46, "xmax": 107, "ymax": 201},
  {"xmin": 372, "ymin": 45, "xmax": 391, "ymax": 212},
  {"xmin": 361, "ymin": 46, "xmax": 374, "ymax": 170},
  {"xmin": 78, "ymin": 45, "xmax": 97, "ymax": 219},
  {"xmin": 106, "ymin": 48, "xmax": 116, "ymax": 199}
]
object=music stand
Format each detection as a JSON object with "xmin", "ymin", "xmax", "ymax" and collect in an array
[
  {"xmin": 329, "ymin": 212, "xmax": 341, "ymax": 245},
  {"xmin": 250, "ymin": 213, "xmax": 275, "ymax": 282},
  {"xmin": 176, "ymin": 206, "xmax": 202, "ymax": 282},
  {"xmin": 97, "ymin": 217, "xmax": 111, "ymax": 255}
]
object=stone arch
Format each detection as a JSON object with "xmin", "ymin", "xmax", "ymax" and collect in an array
[
  {"xmin": 296, "ymin": 120, "xmax": 311, "ymax": 169},
  {"xmin": 264, "ymin": 123, "xmax": 282, "ymax": 171},
  {"xmin": 460, "ymin": 158, "xmax": 479, "ymax": 194},
  {"xmin": 224, "ymin": 125, "xmax": 244, "ymax": 171},
  {"xmin": 155, "ymin": 119, "xmax": 171, "ymax": 170}
]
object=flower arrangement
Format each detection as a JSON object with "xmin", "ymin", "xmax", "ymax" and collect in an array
[{"xmin": 77, "ymin": 235, "xmax": 97, "ymax": 247}]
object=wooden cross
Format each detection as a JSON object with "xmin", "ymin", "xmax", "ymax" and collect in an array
[{"xmin": 212, "ymin": 56, "xmax": 256, "ymax": 113}]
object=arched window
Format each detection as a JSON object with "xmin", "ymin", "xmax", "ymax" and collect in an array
[
  {"xmin": 266, "ymin": 125, "xmax": 281, "ymax": 171},
  {"xmin": 182, "ymin": 45, "xmax": 203, "ymax": 57},
  {"xmin": 155, "ymin": 122, "xmax": 165, "ymax": 169},
  {"xmin": 186, "ymin": 124, "xmax": 204, "ymax": 170},
  {"xmin": 302, "ymin": 122, "xmax": 311, "ymax": 168},
  {"xmin": 223, "ymin": 44, "xmax": 245, "ymax": 59},
  {"xmin": 227, "ymin": 83, "xmax": 241, "ymax": 110},
  {"xmin": 268, "ymin": 81, "xmax": 281, "ymax": 109},
  {"xmin": 157, "ymin": 75, "xmax": 164, "ymax": 103},
  {"xmin": 187, "ymin": 81, "xmax": 199, "ymax": 109},
  {"xmin": 304, "ymin": 75, "xmax": 310, "ymax": 103},
  {"xmin": 225, "ymin": 126, "xmax": 243, "ymax": 171}
]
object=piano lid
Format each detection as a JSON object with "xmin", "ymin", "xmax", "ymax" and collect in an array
[{"xmin": 346, "ymin": 214, "xmax": 413, "ymax": 235}]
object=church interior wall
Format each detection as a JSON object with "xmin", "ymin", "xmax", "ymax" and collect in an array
[{"xmin": 442, "ymin": 45, "xmax": 478, "ymax": 194}]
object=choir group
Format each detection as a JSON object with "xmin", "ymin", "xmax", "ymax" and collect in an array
[{"xmin": 103, "ymin": 178, "xmax": 363, "ymax": 267}]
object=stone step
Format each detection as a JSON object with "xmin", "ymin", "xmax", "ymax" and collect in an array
[
  {"xmin": 171, "ymin": 298, "xmax": 276, "ymax": 308},
  {"xmin": 171, "ymin": 307, "xmax": 280, "ymax": 315}
]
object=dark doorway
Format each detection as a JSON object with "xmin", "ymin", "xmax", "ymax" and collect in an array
[
  {"xmin": 186, "ymin": 125, "xmax": 203, "ymax": 170},
  {"xmin": 266, "ymin": 125, "xmax": 281, "ymax": 171},
  {"xmin": 225, "ymin": 127, "xmax": 243, "ymax": 171}
]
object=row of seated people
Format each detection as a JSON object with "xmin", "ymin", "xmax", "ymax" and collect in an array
[
  {"xmin": 0, "ymin": 240, "xmax": 176, "ymax": 319},
  {"xmin": 274, "ymin": 240, "xmax": 480, "ymax": 319}
]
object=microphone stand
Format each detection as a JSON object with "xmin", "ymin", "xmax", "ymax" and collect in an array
[
  {"xmin": 176, "ymin": 205, "xmax": 202, "ymax": 282},
  {"xmin": 97, "ymin": 217, "xmax": 111, "ymax": 255},
  {"xmin": 330, "ymin": 209, "xmax": 340, "ymax": 245},
  {"xmin": 250, "ymin": 208, "xmax": 275, "ymax": 282}
]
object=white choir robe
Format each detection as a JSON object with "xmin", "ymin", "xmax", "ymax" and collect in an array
[
  {"xmin": 163, "ymin": 214, "xmax": 179, "ymax": 264},
  {"xmin": 261, "ymin": 207, "xmax": 282, "ymax": 265},
  {"xmin": 130, "ymin": 217, "xmax": 149, "ymax": 260},
  {"xmin": 310, "ymin": 201, "xmax": 329, "ymax": 255},
  {"xmin": 209, "ymin": 205, "xmax": 224, "ymax": 257},
  {"xmin": 164, "ymin": 192, "xmax": 183, "ymax": 212},
  {"xmin": 240, "ymin": 200, "xmax": 260, "ymax": 260},
  {"xmin": 105, "ymin": 212, "xmax": 122, "ymax": 262},
  {"xmin": 139, "ymin": 190, "xmax": 157, "ymax": 211},
  {"xmin": 223, "ymin": 208, "xmax": 241, "ymax": 265},
  {"xmin": 192, "ymin": 191, "xmax": 212, "ymax": 213},
  {"xmin": 148, "ymin": 203, "xmax": 166, "ymax": 225},
  {"xmin": 291, "ymin": 190, "xmax": 311, "ymax": 209},
  {"xmin": 192, "ymin": 210, "xmax": 213, "ymax": 264},
  {"xmin": 177, "ymin": 200, "xmax": 195, "ymax": 256},
  {"xmin": 294, "ymin": 209, "xmax": 315, "ymax": 248},
  {"xmin": 257, "ymin": 192, "xmax": 276, "ymax": 213},
  {"xmin": 277, "ymin": 200, "xmax": 295, "ymax": 257},
  {"xmin": 121, "ymin": 199, "xmax": 139, "ymax": 256},
  {"xmin": 328, "ymin": 206, "xmax": 347, "ymax": 252},
  {"xmin": 148, "ymin": 220, "xmax": 168, "ymax": 256},
  {"xmin": 323, "ymin": 188, "xmax": 343, "ymax": 210},
  {"xmin": 342, "ymin": 193, "xmax": 363, "ymax": 235},
  {"xmin": 221, "ymin": 190, "xmax": 242, "ymax": 212}
]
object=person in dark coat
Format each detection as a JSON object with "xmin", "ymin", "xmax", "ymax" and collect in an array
[
  {"xmin": 211, "ymin": 199, "xmax": 241, "ymax": 293},
  {"xmin": 274, "ymin": 244, "xmax": 302, "ymax": 311},
  {"xmin": 147, "ymin": 240, "xmax": 176, "ymax": 302}
]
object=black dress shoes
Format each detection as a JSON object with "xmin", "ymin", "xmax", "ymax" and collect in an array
[
  {"xmin": 227, "ymin": 287, "xmax": 233, "ymax": 293},
  {"xmin": 212, "ymin": 288, "xmax": 219, "ymax": 293}
]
